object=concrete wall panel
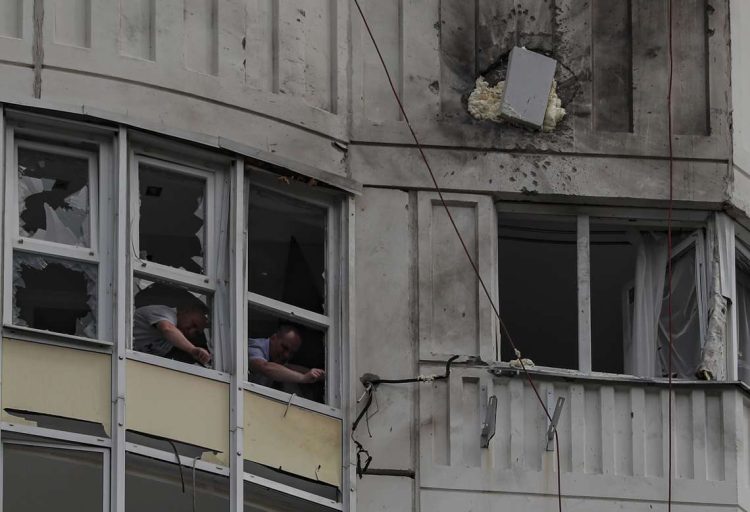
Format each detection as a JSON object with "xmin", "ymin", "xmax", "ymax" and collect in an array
[
  {"xmin": 0, "ymin": 0, "xmax": 23, "ymax": 39},
  {"xmin": 354, "ymin": 188, "xmax": 416, "ymax": 509},
  {"xmin": 417, "ymin": 192, "xmax": 497, "ymax": 361}
]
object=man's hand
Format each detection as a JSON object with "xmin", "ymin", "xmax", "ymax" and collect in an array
[
  {"xmin": 300, "ymin": 368, "xmax": 325, "ymax": 383},
  {"xmin": 190, "ymin": 347, "xmax": 212, "ymax": 365}
]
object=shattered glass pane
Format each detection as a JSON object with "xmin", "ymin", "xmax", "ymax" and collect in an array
[
  {"xmin": 18, "ymin": 146, "xmax": 91, "ymax": 247},
  {"xmin": 248, "ymin": 187, "xmax": 326, "ymax": 314},
  {"xmin": 139, "ymin": 165, "xmax": 206, "ymax": 274},
  {"xmin": 13, "ymin": 252, "xmax": 98, "ymax": 338}
]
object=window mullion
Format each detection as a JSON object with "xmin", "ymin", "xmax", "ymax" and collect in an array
[
  {"xmin": 112, "ymin": 127, "xmax": 128, "ymax": 512},
  {"xmin": 577, "ymin": 214, "xmax": 592, "ymax": 373}
]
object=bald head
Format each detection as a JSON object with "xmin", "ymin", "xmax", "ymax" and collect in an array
[{"xmin": 269, "ymin": 327, "xmax": 302, "ymax": 364}]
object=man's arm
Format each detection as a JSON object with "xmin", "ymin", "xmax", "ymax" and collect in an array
[
  {"xmin": 249, "ymin": 358, "xmax": 324, "ymax": 384},
  {"xmin": 155, "ymin": 320, "xmax": 211, "ymax": 365}
]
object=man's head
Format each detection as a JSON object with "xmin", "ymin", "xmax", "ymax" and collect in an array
[
  {"xmin": 269, "ymin": 326, "xmax": 302, "ymax": 364},
  {"xmin": 176, "ymin": 303, "xmax": 209, "ymax": 340}
]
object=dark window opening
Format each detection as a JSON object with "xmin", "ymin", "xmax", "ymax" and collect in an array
[
  {"xmin": 17, "ymin": 146, "xmax": 91, "ymax": 247},
  {"xmin": 132, "ymin": 278, "xmax": 212, "ymax": 367},
  {"xmin": 244, "ymin": 478, "xmax": 335, "ymax": 512},
  {"xmin": 3, "ymin": 442, "xmax": 104, "ymax": 512},
  {"xmin": 13, "ymin": 252, "xmax": 97, "ymax": 338},
  {"xmin": 248, "ymin": 187, "xmax": 326, "ymax": 314},
  {"xmin": 737, "ymin": 248, "xmax": 750, "ymax": 383},
  {"xmin": 498, "ymin": 215, "xmax": 578, "ymax": 369},
  {"xmin": 590, "ymin": 222, "xmax": 637, "ymax": 374},
  {"xmin": 139, "ymin": 164, "xmax": 206, "ymax": 274},
  {"xmin": 248, "ymin": 307, "xmax": 326, "ymax": 404},
  {"xmin": 126, "ymin": 453, "xmax": 229, "ymax": 512}
]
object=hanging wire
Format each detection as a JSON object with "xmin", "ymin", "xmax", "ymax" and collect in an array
[
  {"xmin": 666, "ymin": 0, "xmax": 676, "ymax": 510},
  {"xmin": 350, "ymin": 2, "xmax": 563, "ymax": 509}
]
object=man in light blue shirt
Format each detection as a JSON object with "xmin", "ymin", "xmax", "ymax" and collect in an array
[{"xmin": 248, "ymin": 326, "xmax": 325, "ymax": 387}]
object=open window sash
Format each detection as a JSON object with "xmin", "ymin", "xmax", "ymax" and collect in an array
[
  {"xmin": 736, "ymin": 242, "xmax": 750, "ymax": 382},
  {"xmin": 624, "ymin": 230, "xmax": 707, "ymax": 378}
]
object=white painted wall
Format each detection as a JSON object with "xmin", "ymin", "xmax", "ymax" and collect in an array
[{"xmin": 0, "ymin": 0, "xmax": 349, "ymax": 177}]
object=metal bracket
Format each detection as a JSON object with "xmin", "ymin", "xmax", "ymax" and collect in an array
[
  {"xmin": 545, "ymin": 389, "xmax": 565, "ymax": 452},
  {"xmin": 480, "ymin": 391, "xmax": 497, "ymax": 449}
]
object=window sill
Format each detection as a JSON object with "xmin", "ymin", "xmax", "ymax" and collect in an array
[
  {"xmin": 2, "ymin": 324, "xmax": 112, "ymax": 352},
  {"xmin": 126, "ymin": 350, "xmax": 231, "ymax": 383},
  {"xmin": 487, "ymin": 362, "xmax": 744, "ymax": 389},
  {"xmin": 243, "ymin": 381, "xmax": 341, "ymax": 420}
]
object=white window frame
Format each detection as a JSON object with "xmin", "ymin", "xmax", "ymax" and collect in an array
[
  {"xmin": 497, "ymin": 203, "xmax": 712, "ymax": 377},
  {"xmin": 127, "ymin": 144, "xmax": 227, "ymax": 372},
  {"xmin": 1, "ymin": 437, "xmax": 110, "ymax": 511},
  {"xmin": 734, "ymin": 234, "xmax": 750, "ymax": 382},
  {"xmin": 245, "ymin": 171, "xmax": 343, "ymax": 409},
  {"xmin": 2, "ymin": 122, "xmax": 114, "ymax": 344}
]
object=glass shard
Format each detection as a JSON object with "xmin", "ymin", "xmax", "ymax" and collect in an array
[
  {"xmin": 18, "ymin": 147, "xmax": 91, "ymax": 247},
  {"xmin": 139, "ymin": 165, "xmax": 206, "ymax": 274}
]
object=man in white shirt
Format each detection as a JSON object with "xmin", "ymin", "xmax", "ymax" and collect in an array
[
  {"xmin": 133, "ymin": 303, "xmax": 211, "ymax": 365},
  {"xmin": 248, "ymin": 326, "xmax": 325, "ymax": 387}
]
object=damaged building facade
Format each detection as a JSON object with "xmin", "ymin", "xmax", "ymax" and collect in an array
[{"xmin": 0, "ymin": 0, "xmax": 747, "ymax": 510}]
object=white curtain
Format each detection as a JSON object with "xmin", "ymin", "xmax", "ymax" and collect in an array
[
  {"xmin": 737, "ymin": 269, "xmax": 750, "ymax": 382},
  {"xmin": 625, "ymin": 232, "xmax": 667, "ymax": 377},
  {"xmin": 656, "ymin": 246, "xmax": 702, "ymax": 378}
]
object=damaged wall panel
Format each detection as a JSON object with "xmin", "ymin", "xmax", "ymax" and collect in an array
[
  {"xmin": 125, "ymin": 360, "xmax": 229, "ymax": 464},
  {"xmin": 671, "ymin": 0, "xmax": 710, "ymax": 136},
  {"xmin": 418, "ymin": 193, "xmax": 497, "ymax": 361},
  {"xmin": 592, "ymin": 0, "xmax": 633, "ymax": 132},
  {"xmin": 1, "ymin": 338, "xmax": 111, "ymax": 433},
  {"xmin": 243, "ymin": 390, "xmax": 342, "ymax": 488}
]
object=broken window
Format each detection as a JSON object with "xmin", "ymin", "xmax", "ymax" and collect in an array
[
  {"xmin": 248, "ymin": 307, "xmax": 327, "ymax": 404},
  {"xmin": 126, "ymin": 452, "xmax": 229, "ymax": 512},
  {"xmin": 737, "ymin": 244, "xmax": 750, "ymax": 382},
  {"xmin": 130, "ymin": 149, "xmax": 229, "ymax": 373},
  {"xmin": 497, "ymin": 205, "xmax": 711, "ymax": 379},
  {"xmin": 245, "ymin": 176, "xmax": 339, "ymax": 407},
  {"xmin": 17, "ymin": 143, "xmax": 93, "ymax": 248},
  {"xmin": 12, "ymin": 252, "xmax": 97, "ymax": 338},
  {"xmin": 6, "ymin": 133, "xmax": 107, "ymax": 341},
  {"xmin": 3, "ymin": 439, "xmax": 106, "ymax": 512},
  {"xmin": 498, "ymin": 214, "xmax": 578, "ymax": 369},
  {"xmin": 248, "ymin": 186, "xmax": 327, "ymax": 314},
  {"xmin": 655, "ymin": 237, "xmax": 706, "ymax": 377},
  {"xmin": 138, "ymin": 162, "xmax": 207, "ymax": 274},
  {"xmin": 132, "ymin": 277, "xmax": 213, "ymax": 367}
]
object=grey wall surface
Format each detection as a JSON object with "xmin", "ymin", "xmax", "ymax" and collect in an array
[{"xmin": 0, "ymin": 0, "xmax": 745, "ymax": 510}]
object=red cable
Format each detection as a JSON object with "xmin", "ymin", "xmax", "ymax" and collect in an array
[
  {"xmin": 351, "ymin": 2, "xmax": 563, "ymax": 510},
  {"xmin": 666, "ymin": 0, "xmax": 675, "ymax": 510}
]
